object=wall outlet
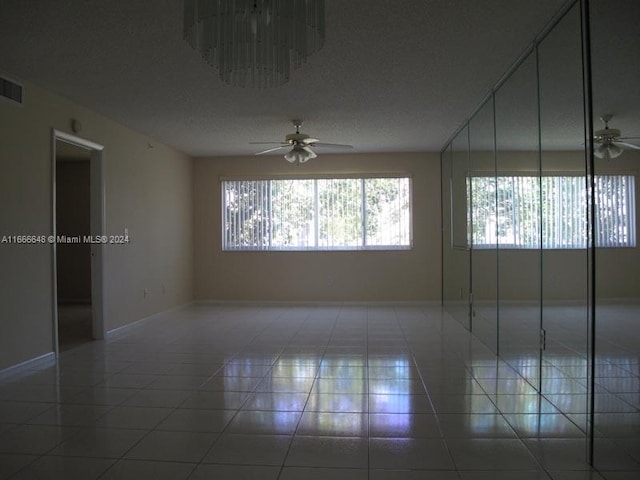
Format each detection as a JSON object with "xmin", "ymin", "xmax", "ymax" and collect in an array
[{"xmin": 143, "ymin": 288, "xmax": 148, "ymax": 297}]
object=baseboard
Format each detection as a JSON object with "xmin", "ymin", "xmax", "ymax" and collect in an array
[
  {"xmin": 468, "ymin": 298, "xmax": 640, "ymax": 307},
  {"xmin": 194, "ymin": 299, "xmax": 440, "ymax": 307},
  {"xmin": 594, "ymin": 297, "xmax": 640, "ymax": 305},
  {"xmin": 105, "ymin": 301, "xmax": 194, "ymax": 339},
  {"xmin": 0, "ymin": 352, "xmax": 55, "ymax": 379}
]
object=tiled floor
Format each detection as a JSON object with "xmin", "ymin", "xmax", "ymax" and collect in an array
[
  {"xmin": 57, "ymin": 303, "xmax": 93, "ymax": 352},
  {"xmin": 0, "ymin": 304, "xmax": 638, "ymax": 479}
]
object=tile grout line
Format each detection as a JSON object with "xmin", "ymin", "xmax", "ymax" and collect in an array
[{"xmin": 275, "ymin": 306, "xmax": 337, "ymax": 480}]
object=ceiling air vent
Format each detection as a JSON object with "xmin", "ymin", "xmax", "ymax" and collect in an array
[{"xmin": 0, "ymin": 76, "xmax": 23, "ymax": 105}]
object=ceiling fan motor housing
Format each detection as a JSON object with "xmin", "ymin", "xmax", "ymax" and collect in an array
[
  {"xmin": 595, "ymin": 128, "xmax": 621, "ymax": 143},
  {"xmin": 286, "ymin": 132, "xmax": 311, "ymax": 144}
]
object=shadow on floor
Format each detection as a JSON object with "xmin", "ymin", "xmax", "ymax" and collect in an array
[{"xmin": 57, "ymin": 303, "xmax": 93, "ymax": 351}]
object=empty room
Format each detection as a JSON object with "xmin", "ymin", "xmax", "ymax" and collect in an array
[{"xmin": 0, "ymin": 1, "xmax": 638, "ymax": 479}]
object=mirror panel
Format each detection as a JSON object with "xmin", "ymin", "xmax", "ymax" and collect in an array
[
  {"xmin": 494, "ymin": 51, "xmax": 542, "ymax": 389},
  {"xmin": 443, "ymin": 127, "xmax": 472, "ymax": 330},
  {"xmin": 590, "ymin": 0, "xmax": 640, "ymax": 471},
  {"xmin": 440, "ymin": 2, "xmax": 640, "ymax": 470},
  {"xmin": 469, "ymin": 98, "xmax": 498, "ymax": 352},
  {"xmin": 441, "ymin": 144, "xmax": 455, "ymax": 315},
  {"xmin": 538, "ymin": 1, "xmax": 590, "ymax": 434}
]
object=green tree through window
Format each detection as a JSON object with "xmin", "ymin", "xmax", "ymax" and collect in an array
[{"xmin": 223, "ymin": 177, "xmax": 412, "ymax": 250}]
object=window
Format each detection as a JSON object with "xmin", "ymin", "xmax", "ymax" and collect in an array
[
  {"xmin": 222, "ymin": 176, "xmax": 412, "ymax": 251},
  {"xmin": 469, "ymin": 174, "xmax": 636, "ymax": 249}
]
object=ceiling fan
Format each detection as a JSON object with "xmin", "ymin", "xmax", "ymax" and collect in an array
[
  {"xmin": 251, "ymin": 121, "xmax": 353, "ymax": 164},
  {"xmin": 594, "ymin": 114, "xmax": 640, "ymax": 160}
]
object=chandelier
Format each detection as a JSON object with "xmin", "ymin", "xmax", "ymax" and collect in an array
[{"xmin": 183, "ymin": 0, "xmax": 326, "ymax": 88}]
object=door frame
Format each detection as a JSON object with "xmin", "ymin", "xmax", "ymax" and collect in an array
[{"xmin": 51, "ymin": 129, "xmax": 106, "ymax": 355}]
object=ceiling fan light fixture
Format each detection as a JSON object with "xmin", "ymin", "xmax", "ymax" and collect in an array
[
  {"xmin": 594, "ymin": 142, "xmax": 623, "ymax": 160},
  {"xmin": 283, "ymin": 149, "xmax": 299, "ymax": 163},
  {"xmin": 592, "ymin": 115, "xmax": 640, "ymax": 160},
  {"xmin": 284, "ymin": 147, "xmax": 315, "ymax": 164},
  {"xmin": 184, "ymin": 0, "xmax": 326, "ymax": 88}
]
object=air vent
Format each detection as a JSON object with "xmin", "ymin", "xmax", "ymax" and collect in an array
[{"xmin": 0, "ymin": 76, "xmax": 23, "ymax": 105}]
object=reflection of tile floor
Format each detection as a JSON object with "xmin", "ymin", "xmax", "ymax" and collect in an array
[{"xmin": 0, "ymin": 304, "xmax": 637, "ymax": 479}]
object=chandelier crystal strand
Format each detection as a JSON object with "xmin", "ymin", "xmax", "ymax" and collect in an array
[{"xmin": 184, "ymin": 0, "xmax": 325, "ymax": 88}]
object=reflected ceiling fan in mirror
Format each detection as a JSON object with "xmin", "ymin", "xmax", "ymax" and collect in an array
[
  {"xmin": 594, "ymin": 114, "xmax": 640, "ymax": 160},
  {"xmin": 251, "ymin": 121, "xmax": 353, "ymax": 164}
]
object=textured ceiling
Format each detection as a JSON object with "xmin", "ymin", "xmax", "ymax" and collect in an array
[{"xmin": 0, "ymin": 0, "xmax": 636, "ymax": 157}]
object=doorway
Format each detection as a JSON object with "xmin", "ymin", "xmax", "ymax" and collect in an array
[{"xmin": 52, "ymin": 130, "xmax": 105, "ymax": 354}]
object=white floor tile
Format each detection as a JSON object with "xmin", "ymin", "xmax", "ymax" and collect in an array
[
  {"xmin": 124, "ymin": 430, "xmax": 218, "ymax": 462},
  {"xmin": 226, "ymin": 410, "xmax": 302, "ymax": 435},
  {"xmin": 370, "ymin": 471, "xmax": 459, "ymax": 480},
  {"xmin": 0, "ymin": 424, "xmax": 80, "ymax": 454},
  {"xmin": 9, "ymin": 455, "xmax": 114, "ymax": 480},
  {"xmin": 26, "ymin": 404, "xmax": 111, "ymax": 426},
  {"xmin": 369, "ymin": 413, "xmax": 440, "ymax": 438},
  {"xmin": 297, "ymin": 412, "xmax": 368, "ymax": 437},
  {"xmin": 369, "ymin": 438, "xmax": 454, "ymax": 470},
  {"xmin": 156, "ymin": 408, "xmax": 235, "ymax": 433},
  {"xmin": 280, "ymin": 466, "xmax": 368, "ymax": 480},
  {"xmin": 285, "ymin": 436, "xmax": 368, "ymax": 468},
  {"xmin": 0, "ymin": 453, "xmax": 37, "ymax": 480},
  {"xmin": 49, "ymin": 427, "xmax": 146, "ymax": 458},
  {"xmin": 180, "ymin": 390, "xmax": 250, "ymax": 410},
  {"xmin": 458, "ymin": 471, "xmax": 552, "ymax": 480},
  {"xmin": 437, "ymin": 413, "xmax": 517, "ymax": 438},
  {"xmin": 121, "ymin": 388, "xmax": 192, "ymax": 408},
  {"xmin": 203, "ymin": 433, "xmax": 291, "ymax": 465},
  {"xmin": 446, "ymin": 438, "xmax": 540, "ymax": 470},
  {"xmin": 0, "ymin": 401, "xmax": 53, "ymax": 423},
  {"xmin": 94, "ymin": 406, "xmax": 173, "ymax": 429},
  {"xmin": 4, "ymin": 304, "xmax": 635, "ymax": 478},
  {"xmin": 188, "ymin": 464, "xmax": 280, "ymax": 480},
  {"xmin": 99, "ymin": 459, "xmax": 195, "ymax": 480}
]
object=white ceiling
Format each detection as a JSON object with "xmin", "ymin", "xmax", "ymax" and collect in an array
[{"xmin": 1, "ymin": 0, "xmax": 635, "ymax": 158}]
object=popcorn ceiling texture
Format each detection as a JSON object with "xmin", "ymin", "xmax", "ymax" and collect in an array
[{"xmin": 0, "ymin": 0, "xmax": 577, "ymax": 157}]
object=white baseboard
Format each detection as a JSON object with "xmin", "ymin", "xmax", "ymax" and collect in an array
[
  {"xmin": 0, "ymin": 352, "xmax": 55, "ymax": 379},
  {"xmin": 194, "ymin": 299, "xmax": 439, "ymax": 307},
  {"xmin": 105, "ymin": 302, "xmax": 194, "ymax": 339},
  {"xmin": 470, "ymin": 298, "xmax": 640, "ymax": 307},
  {"xmin": 595, "ymin": 297, "xmax": 640, "ymax": 305}
]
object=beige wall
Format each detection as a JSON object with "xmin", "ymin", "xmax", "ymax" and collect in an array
[
  {"xmin": 193, "ymin": 153, "xmax": 441, "ymax": 302},
  {"xmin": 0, "ymin": 81, "xmax": 193, "ymax": 371}
]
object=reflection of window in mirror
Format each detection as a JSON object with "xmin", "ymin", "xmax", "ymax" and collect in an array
[{"xmin": 467, "ymin": 174, "xmax": 636, "ymax": 249}]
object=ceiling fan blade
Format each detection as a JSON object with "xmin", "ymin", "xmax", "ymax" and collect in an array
[
  {"xmin": 309, "ymin": 142, "xmax": 354, "ymax": 149},
  {"xmin": 617, "ymin": 136, "xmax": 640, "ymax": 140},
  {"xmin": 249, "ymin": 142, "xmax": 286, "ymax": 145},
  {"xmin": 300, "ymin": 138, "xmax": 320, "ymax": 145},
  {"xmin": 255, "ymin": 145, "xmax": 288, "ymax": 155},
  {"xmin": 616, "ymin": 141, "xmax": 640, "ymax": 150}
]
